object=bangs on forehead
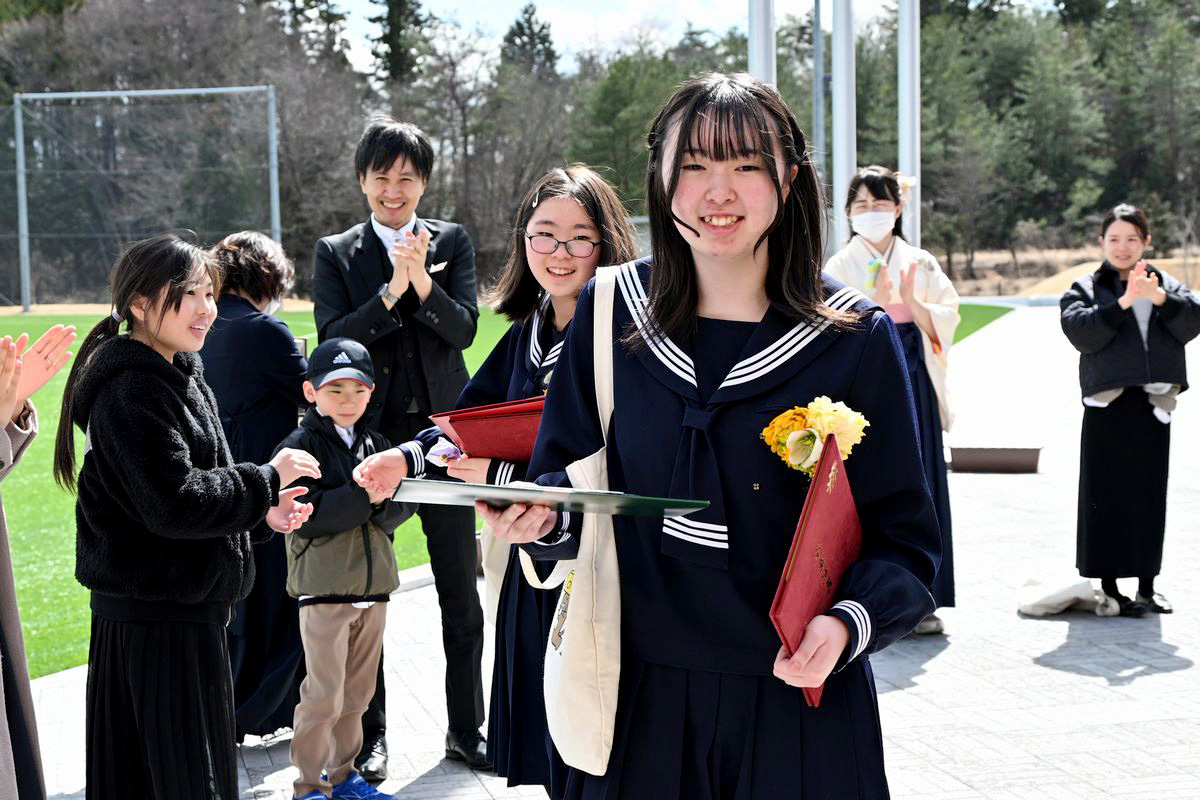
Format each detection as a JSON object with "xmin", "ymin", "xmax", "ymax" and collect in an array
[{"xmin": 679, "ymin": 94, "xmax": 773, "ymax": 162}]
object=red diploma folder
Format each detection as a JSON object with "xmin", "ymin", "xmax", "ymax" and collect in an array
[
  {"xmin": 769, "ymin": 434, "xmax": 863, "ymax": 708},
  {"xmin": 429, "ymin": 396, "xmax": 545, "ymax": 463}
]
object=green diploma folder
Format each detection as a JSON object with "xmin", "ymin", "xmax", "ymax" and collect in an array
[{"xmin": 390, "ymin": 478, "xmax": 708, "ymax": 517}]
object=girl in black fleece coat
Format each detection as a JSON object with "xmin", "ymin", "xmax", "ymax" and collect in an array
[{"xmin": 53, "ymin": 234, "xmax": 320, "ymax": 800}]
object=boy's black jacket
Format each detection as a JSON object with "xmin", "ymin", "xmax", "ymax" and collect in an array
[
  {"xmin": 273, "ymin": 407, "xmax": 411, "ymax": 541},
  {"xmin": 72, "ymin": 336, "xmax": 280, "ymax": 619}
]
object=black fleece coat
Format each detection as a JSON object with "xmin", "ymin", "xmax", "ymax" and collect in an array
[
  {"xmin": 1061, "ymin": 262, "xmax": 1200, "ymax": 397},
  {"xmin": 72, "ymin": 336, "xmax": 280, "ymax": 615}
]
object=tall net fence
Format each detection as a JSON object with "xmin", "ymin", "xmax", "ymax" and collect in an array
[{"xmin": 1, "ymin": 90, "xmax": 273, "ymax": 305}]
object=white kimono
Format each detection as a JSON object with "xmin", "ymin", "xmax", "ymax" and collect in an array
[{"xmin": 825, "ymin": 236, "xmax": 961, "ymax": 431}]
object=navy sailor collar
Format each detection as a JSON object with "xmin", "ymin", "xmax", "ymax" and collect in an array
[{"xmin": 614, "ymin": 260, "xmax": 870, "ymax": 406}]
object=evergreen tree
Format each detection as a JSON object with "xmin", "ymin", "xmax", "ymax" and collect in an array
[
  {"xmin": 371, "ymin": 0, "xmax": 428, "ymax": 82},
  {"xmin": 501, "ymin": 3, "xmax": 556, "ymax": 74}
]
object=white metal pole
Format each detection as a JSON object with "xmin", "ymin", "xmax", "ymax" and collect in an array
[
  {"xmin": 267, "ymin": 86, "xmax": 281, "ymax": 245},
  {"xmin": 832, "ymin": 0, "xmax": 856, "ymax": 247},
  {"xmin": 812, "ymin": 0, "xmax": 825, "ymax": 182},
  {"xmin": 748, "ymin": 0, "xmax": 776, "ymax": 85},
  {"xmin": 14, "ymin": 95, "xmax": 31, "ymax": 312},
  {"xmin": 898, "ymin": 0, "xmax": 921, "ymax": 247}
]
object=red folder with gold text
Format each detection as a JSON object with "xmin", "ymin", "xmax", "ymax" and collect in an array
[
  {"xmin": 769, "ymin": 434, "xmax": 863, "ymax": 708},
  {"xmin": 429, "ymin": 396, "xmax": 545, "ymax": 463}
]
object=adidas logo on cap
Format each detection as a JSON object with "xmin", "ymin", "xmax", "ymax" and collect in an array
[{"xmin": 332, "ymin": 351, "xmax": 352, "ymax": 365}]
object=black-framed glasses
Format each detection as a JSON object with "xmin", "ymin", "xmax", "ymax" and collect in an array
[{"xmin": 524, "ymin": 232, "xmax": 600, "ymax": 258}]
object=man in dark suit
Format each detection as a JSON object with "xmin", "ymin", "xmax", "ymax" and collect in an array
[{"xmin": 312, "ymin": 116, "xmax": 490, "ymax": 777}]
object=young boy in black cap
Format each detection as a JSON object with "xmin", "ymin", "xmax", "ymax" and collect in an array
[{"xmin": 275, "ymin": 337, "xmax": 411, "ymax": 800}]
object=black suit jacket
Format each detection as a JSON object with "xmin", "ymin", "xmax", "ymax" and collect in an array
[{"xmin": 312, "ymin": 217, "xmax": 479, "ymax": 428}]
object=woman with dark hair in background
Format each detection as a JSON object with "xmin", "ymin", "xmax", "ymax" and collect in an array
[
  {"xmin": 825, "ymin": 165, "xmax": 960, "ymax": 635},
  {"xmin": 475, "ymin": 73, "xmax": 940, "ymax": 798},
  {"xmin": 1061, "ymin": 204, "xmax": 1200, "ymax": 616},
  {"xmin": 200, "ymin": 231, "xmax": 310, "ymax": 740}
]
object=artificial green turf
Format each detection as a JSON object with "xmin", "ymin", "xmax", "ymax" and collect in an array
[
  {"xmin": 1, "ymin": 308, "xmax": 507, "ymax": 678},
  {"xmin": 3, "ymin": 301, "xmax": 1003, "ymax": 678}
]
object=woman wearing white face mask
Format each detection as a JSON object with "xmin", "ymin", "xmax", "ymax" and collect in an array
[
  {"xmin": 825, "ymin": 165, "xmax": 961, "ymax": 635},
  {"xmin": 200, "ymin": 230, "xmax": 311, "ymax": 740}
]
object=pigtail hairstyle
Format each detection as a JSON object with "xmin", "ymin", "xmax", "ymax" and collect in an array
[
  {"xmin": 53, "ymin": 233, "xmax": 220, "ymax": 490},
  {"xmin": 489, "ymin": 164, "xmax": 639, "ymax": 325}
]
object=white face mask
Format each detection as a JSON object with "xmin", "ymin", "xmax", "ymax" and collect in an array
[
  {"xmin": 850, "ymin": 211, "xmax": 897, "ymax": 243},
  {"xmin": 266, "ymin": 298, "xmax": 282, "ymax": 316}
]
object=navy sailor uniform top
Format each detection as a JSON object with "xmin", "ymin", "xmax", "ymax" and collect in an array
[
  {"xmin": 398, "ymin": 297, "xmax": 567, "ymax": 487},
  {"xmin": 523, "ymin": 259, "xmax": 941, "ymax": 676}
]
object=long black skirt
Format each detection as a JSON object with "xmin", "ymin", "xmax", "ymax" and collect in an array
[
  {"xmin": 487, "ymin": 545, "xmax": 567, "ymax": 797},
  {"xmin": 86, "ymin": 614, "xmax": 238, "ymax": 800},
  {"xmin": 896, "ymin": 322, "xmax": 954, "ymax": 607},
  {"xmin": 560, "ymin": 657, "xmax": 890, "ymax": 800},
  {"xmin": 1077, "ymin": 388, "xmax": 1170, "ymax": 578},
  {"xmin": 228, "ymin": 535, "xmax": 305, "ymax": 739}
]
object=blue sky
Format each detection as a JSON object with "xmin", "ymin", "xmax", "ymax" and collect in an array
[{"xmin": 337, "ymin": 0, "xmax": 893, "ymax": 74}]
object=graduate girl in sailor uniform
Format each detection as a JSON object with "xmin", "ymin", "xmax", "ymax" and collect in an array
[
  {"xmin": 824, "ymin": 165, "xmax": 960, "ymax": 635},
  {"xmin": 479, "ymin": 73, "xmax": 942, "ymax": 799},
  {"xmin": 355, "ymin": 165, "xmax": 637, "ymax": 795}
]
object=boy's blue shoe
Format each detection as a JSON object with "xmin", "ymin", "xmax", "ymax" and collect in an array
[
  {"xmin": 294, "ymin": 792, "xmax": 327, "ymax": 800},
  {"xmin": 331, "ymin": 772, "xmax": 394, "ymax": 800}
]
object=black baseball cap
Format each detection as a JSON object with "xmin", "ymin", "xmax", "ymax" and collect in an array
[{"xmin": 307, "ymin": 337, "xmax": 375, "ymax": 389}]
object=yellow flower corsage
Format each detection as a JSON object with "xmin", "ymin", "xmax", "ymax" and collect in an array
[{"xmin": 761, "ymin": 396, "xmax": 869, "ymax": 476}]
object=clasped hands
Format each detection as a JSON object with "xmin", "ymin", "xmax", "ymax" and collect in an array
[
  {"xmin": 1118, "ymin": 260, "xmax": 1166, "ymax": 308},
  {"xmin": 386, "ymin": 229, "xmax": 433, "ymax": 303},
  {"xmin": 871, "ymin": 260, "xmax": 921, "ymax": 308}
]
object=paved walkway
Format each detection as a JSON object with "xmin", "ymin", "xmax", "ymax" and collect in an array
[{"xmin": 34, "ymin": 306, "xmax": 1200, "ymax": 799}]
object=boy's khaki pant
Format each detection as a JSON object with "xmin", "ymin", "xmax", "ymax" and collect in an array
[{"xmin": 291, "ymin": 602, "xmax": 387, "ymax": 797}]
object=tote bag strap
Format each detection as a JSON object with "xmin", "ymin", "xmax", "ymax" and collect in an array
[{"xmin": 518, "ymin": 266, "xmax": 619, "ymax": 589}]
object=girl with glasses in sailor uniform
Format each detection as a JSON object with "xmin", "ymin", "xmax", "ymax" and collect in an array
[
  {"xmin": 355, "ymin": 166, "xmax": 637, "ymax": 797},
  {"xmin": 481, "ymin": 74, "xmax": 942, "ymax": 799}
]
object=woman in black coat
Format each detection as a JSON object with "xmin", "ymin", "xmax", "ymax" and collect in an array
[
  {"xmin": 1060, "ymin": 204, "xmax": 1200, "ymax": 615},
  {"xmin": 200, "ymin": 231, "xmax": 309, "ymax": 739}
]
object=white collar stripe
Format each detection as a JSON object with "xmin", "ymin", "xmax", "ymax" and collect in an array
[
  {"xmin": 663, "ymin": 527, "xmax": 731, "ymax": 549},
  {"xmin": 528, "ymin": 309, "xmax": 543, "ymax": 367},
  {"xmin": 617, "ymin": 264, "xmax": 697, "ymax": 385},
  {"xmin": 666, "ymin": 515, "xmax": 728, "ymax": 532},
  {"xmin": 663, "ymin": 523, "xmax": 728, "ymax": 542},
  {"xmin": 720, "ymin": 290, "xmax": 865, "ymax": 388}
]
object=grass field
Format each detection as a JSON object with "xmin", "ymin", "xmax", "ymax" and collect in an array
[{"xmin": 2, "ymin": 302, "xmax": 1005, "ymax": 678}]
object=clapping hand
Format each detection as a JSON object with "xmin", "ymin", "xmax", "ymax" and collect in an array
[
  {"xmin": 872, "ymin": 265, "xmax": 894, "ymax": 306},
  {"xmin": 1120, "ymin": 260, "xmax": 1166, "ymax": 308},
  {"xmin": 353, "ymin": 447, "xmax": 408, "ymax": 495},
  {"xmin": 0, "ymin": 337, "xmax": 22, "ymax": 425},
  {"xmin": 19, "ymin": 325, "xmax": 76, "ymax": 407},
  {"xmin": 388, "ymin": 229, "xmax": 432, "ymax": 302},
  {"xmin": 269, "ymin": 448, "xmax": 322, "ymax": 488},
  {"xmin": 267, "ymin": 486, "xmax": 313, "ymax": 533},
  {"xmin": 899, "ymin": 261, "xmax": 919, "ymax": 306},
  {"xmin": 772, "ymin": 614, "xmax": 850, "ymax": 689}
]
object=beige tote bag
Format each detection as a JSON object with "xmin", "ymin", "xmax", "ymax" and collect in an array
[{"xmin": 517, "ymin": 264, "xmax": 621, "ymax": 775}]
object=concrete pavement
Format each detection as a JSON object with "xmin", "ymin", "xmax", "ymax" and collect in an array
[{"xmin": 34, "ymin": 306, "xmax": 1200, "ymax": 799}]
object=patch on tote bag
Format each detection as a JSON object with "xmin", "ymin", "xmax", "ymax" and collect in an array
[{"xmin": 550, "ymin": 570, "xmax": 575, "ymax": 651}]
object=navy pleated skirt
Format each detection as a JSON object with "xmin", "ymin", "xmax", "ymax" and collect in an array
[
  {"xmin": 228, "ymin": 534, "xmax": 305, "ymax": 739},
  {"xmin": 896, "ymin": 322, "xmax": 954, "ymax": 608},
  {"xmin": 560, "ymin": 657, "xmax": 890, "ymax": 800},
  {"xmin": 86, "ymin": 613, "xmax": 238, "ymax": 800},
  {"xmin": 1077, "ymin": 388, "xmax": 1170, "ymax": 578},
  {"xmin": 488, "ymin": 545, "xmax": 568, "ymax": 797}
]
